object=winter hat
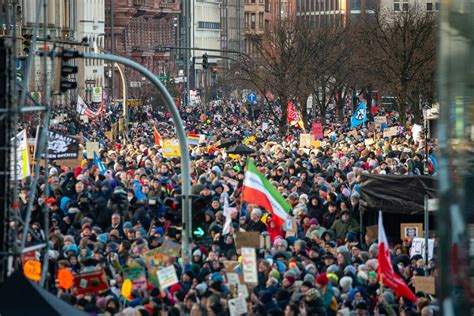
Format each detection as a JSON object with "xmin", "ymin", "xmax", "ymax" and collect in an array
[
  {"xmin": 305, "ymin": 288, "xmax": 320, "ymax": 302},
  {"xmin": 310, "ymin": 218, "xmax": 318, "ymax": 225},
  {"xmin": 316, "ymin": 273, "xmax": 329, "ymax": 286},
  {"xmin": 344, "ymin": 265, "xmax": 356, "ymax": 276},
  {"xmin": 366, "ymin": 259, "xmax": 378, "ymax": 271},
  {"xmin": 303, "ymin": 273, "xmax": 315, "ymax": 283},
  {"xmin": 357, "ymin": 270, "xmax": 368, "ymax": 282},
  {"xmin": 193, "ymin": 249, "xmax": 202, "ymax": 257},
  {"xmin": 269, "ymin": 269, "xmax": 281, "ymax": 280},
  {"xmin": 368, "ymin": 271, "xmax": 377, "ymax": 278},
  {"xmin": 284, "ymin": 275, "xmax": 296, "ymax": 286},
  {"xmin": 339, "ymin": 276, "xmax": 353, "ymax": 292},
  {"xmin": 326, "ymin": 264, "xmax": 339, "ymax": 274}
]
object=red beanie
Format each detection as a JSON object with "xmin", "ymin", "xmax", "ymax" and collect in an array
[
  {"xmin": 74, "ymin": 166, "xmax": 83, "ymax": 178},
  {"xmin": 285, "ymin": 275, "xmax": 296, "ymax": 286},
  {"xmin": 316, "ymin": 272, "xmax": 329, "ymax": 286}
]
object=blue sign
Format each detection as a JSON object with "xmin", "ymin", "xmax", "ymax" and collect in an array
[{"xmin": 247, "ymin": 92, "xmax": 257, "ymax": 103}]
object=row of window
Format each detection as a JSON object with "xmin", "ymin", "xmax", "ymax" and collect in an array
[
  {"xmin": 245, "ymin": 12, "xmax": 266, "ymax": 30},
  {"xmin": 393, "ymin": 1, "xmax": 440, "ymax": 12},
  {"xmin": 197, "ymin": 21, "xmax": 222, "ymax": 29}
]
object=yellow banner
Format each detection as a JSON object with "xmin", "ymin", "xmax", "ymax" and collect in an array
[{"xmin": 163, "ymin": 139, "xmax": 181, "ymax": 157}]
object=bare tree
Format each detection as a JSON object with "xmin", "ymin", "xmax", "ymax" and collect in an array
[
  {"xmin": 235, "ymin": 20, "xmax": 316, "ymax": 135},
  {"xmin": 357, "ymin": 4, "xmax": 436, "ymax": 125}
]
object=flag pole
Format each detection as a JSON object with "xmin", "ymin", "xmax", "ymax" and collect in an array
[{"xmin": 380, "ymin": 273, "xmax": 384, "ymax": 295}]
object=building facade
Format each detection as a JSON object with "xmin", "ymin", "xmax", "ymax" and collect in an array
[
  {"xmin": 105, "ymin": 0, "xmax": 180, "ymax": 101},
  {"xmin": 76, "ymin": 0, "xmax": 105, "ymax": 102},
  {"xmin": 243, "ymin": 0, "xmax": 270, "ymax": 56}
]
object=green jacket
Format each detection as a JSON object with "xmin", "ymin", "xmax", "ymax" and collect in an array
[{"xmin": 330, "ymin": 217, "xmax": 360, "ymax": 240}]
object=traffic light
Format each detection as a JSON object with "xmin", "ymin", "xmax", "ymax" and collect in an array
[
  {"xmin": 60, "ymin": 49, "xmax": 79, "ymax": 92},
  {"xmin": 211, "ymin": 67, "xmax": 218, "ymax": 79},
  {"xmin": 202, "ymin": 53, "xmax": 208, "ymax": 70},
  {"xmin": 191, "ymin": 196, "xmax": 208, "ymax": 240},
  {"xmin": 22, "ymin": 34, "xmax": 32, "ymax": 54}
]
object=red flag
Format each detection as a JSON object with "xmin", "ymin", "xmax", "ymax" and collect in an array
[
  {"xmin": 287, "ymin": 100, "xmax": 299, "ymax": 122},
  {"xmin": 378, "ymin": 212, "xmax": 417, "ymax": 302},
  {"xmin": 153, "ymin": 127, "xmax": 163, "ymax": 146}
]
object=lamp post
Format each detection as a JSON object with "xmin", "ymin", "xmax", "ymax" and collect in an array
[{"xmin": 422, "ymin": 103, "xmax": 431, "ymax": 275}]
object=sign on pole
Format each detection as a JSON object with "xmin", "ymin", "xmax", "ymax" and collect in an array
[
  {"xmin": 92, "ymin": 86, "xmax": 102, "ymax": 103},
  {"xmin": 247, "ymin": 92, "xmax": 256, "ymax": 103}
]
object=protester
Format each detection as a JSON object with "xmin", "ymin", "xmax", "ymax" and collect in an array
[{"xmin": 13, "ymin": 98, "xmax": 439, "ymax": 315}]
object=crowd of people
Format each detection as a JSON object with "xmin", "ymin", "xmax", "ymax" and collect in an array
[{"xmin": 14, "ymin": 98, "xmax": 439, "ymax": 316}]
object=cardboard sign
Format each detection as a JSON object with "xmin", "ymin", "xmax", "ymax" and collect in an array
[
  {"xmin": 23, "ymin": 260, "xmax": 41, "ymax": 281},
  {"xmin": 144, "ymin": 248, "xmax": 170, "ymax": 287},
  {"xmin": 234, "ymin": 232, "xmax": 260, "ymax": 249},
  {"xmin": 57, "ymin": 268, "xmax": 74, "ymax": 290},
  {"xmin": 299, "ymin": 133, "xmax": 312, "ymax": 148},
  {"xmin": 228, "ymin": 296, "xmax": 248, "ymax": 316},
  {"xmin": 312, "ymin": 123, "xmax": 324, "ymax": 140},
  {"xmin": 410, "ymin": 238, "xmax": 434, "ymax": 260},
  {"xmin": 400, "ymin": 223, "xmax": 423, "ymax": 239},
  {"xmin": 374, "ymin": 116, "xmax": 387, "ymax": 127},
  {"xmin": 123, "ymin": 266, "xmax": 147, "ymax": 290},
  {"xmin": 241, "ymin": 247, "xmax": 258, "ymax": 284},
  {"xmin": 366, "ymin": 225, "xmax": 378, "ymax": 245},
  {"xmin": 414, "ymin": 276, "xmax": 436, "ymax": 294},
  {"xmin": 74, "ymin": 269, "xmax": 109, "ymax": 295},
  {"xmin": 158, "ymin": 240, "xmax": 181, "ymax": 257},
  {"xmin": 383, "ymin": 127, "xmax": 398, "ymax": 138},
  {"xmin": 156, "ymin": 265, "xmax": 179, "ymax": 289},
  {"xmin": 226, "ymin": 272, "xmax": 240, "ymax": 285},
  {"xmin": 347, "ymin": 130, "xmax": 358, "ymax": 139},
  {"xmin": 86, "ymin": 141, "xmax": 100, "ymax": 159},
  {"xmin": 163, "ymin": 139, "xmax": 181, "ymax": 157}
]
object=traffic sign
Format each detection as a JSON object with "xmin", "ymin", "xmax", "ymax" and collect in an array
[{"xmin": 247, "ymin": 92, "xmax": 257, "ymax": 103}]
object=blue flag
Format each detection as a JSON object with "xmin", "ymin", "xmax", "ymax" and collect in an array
[
  {"xmin": 94, "ymin": 152, "xmax": 106, "ymax": 175},
  {"xmin": 351, "ymin": 102, "xmax": 367, "ymax": 129}
]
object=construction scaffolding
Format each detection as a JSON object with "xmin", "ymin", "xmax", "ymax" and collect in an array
[{"xmin": 0, "ymin": 0, "xmax": 52, "ymax": 285}]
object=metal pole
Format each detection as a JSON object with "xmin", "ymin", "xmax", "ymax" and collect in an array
[
  {"xmin": 424, "ymin": 194, "xmax": 429, "ymax": 276},
  {"xmin": 114, "ymin": 63, "xmax": 128, "ymax": 125},
  {"xmin": 83, "ymin": 53, "xmax": 192, "ymax": 264},
  {"xmin": 110, "ymin": 0, "xmax": 115, "ymax": 105}
]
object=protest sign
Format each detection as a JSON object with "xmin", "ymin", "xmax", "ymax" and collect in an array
[
  {"xmin": 57, "ymin": 268, "xmax": 74, "ymax": 290},
  {"xmin": 226, "ymin": 272, "xmax": 240, "ymax": 286},
  {"xmin": 163, "ymin": 139, "xmax": 181, "ymax": 157},
  {"xmin": 228, "ymin": 296, "xmax": 248, "ymax": 316},
  {"xmin": 299, "ymin": 133, "xmax": 312, "ymax": 148},
  {"xmin": 86, "ymin": 141, "xmax": 100, "ymax": 159},
  {"xmin": 157, "ymin": 240, "xmax": 181, "ymax": 257},
  {"xmin": 238, "ymin": 283, "xmax": 249, "ymax": 298},
  {"xmin": 400, "ymin": 223, "xmax": 423, "ymax": 239},
  {"xmin": 156, "ymin": 265, "xmax": 179, "ymax": 289},
  {"xmin": 312, "ymin": 123, "xmax": 324, "ymax": 140},
  {"xmin": 374, "ymin": 116, "xmax": 387, "ymax": 128},
  {"xmin": 410, "ymin": 237, "xmax": 434, "ymax": 260},
  {"xmin": 234, "ymin": 232, "xmax": 260, "ymax": 249},
  {"xmin": 121, "ymin": 279, "xmax": 133, "ymax": 299},
  {"xmin": 123, "ymin": 265, "xmax": 147, "ymax": 290},
  {"xmin": 311, "ymin": 140, "xmax": 321, "ymax": 148},
  {"xmin": 35, "ymin": 129, "xmax": 80, "ymax": 160},
  {"xmin": 144, "ymin": 248, "xmax": 170, "ymax": 287},
  {"xmin": 262, "ymin": 122, "xmax": 269, "ymax": 131},
  {"xmin": 347, "ymin": 130, "xmax": 358, "ymax": 138},
  {"xmin": 414, "ymin": 276, "xmax": 436, "ymax": 294},
  {"xmin": 241, "ymin": 247, "xmax": 258, "ymax": 284},
  {"xmin": 383, "ymin": 127, "xmax": 399, "ymax": 138},
  {"xmin": 23, "ymin": 260, "xmax": 41, "ymax": 281},
  {"xmin": 80, "ymin": 115, "xmax": 89, "ymax": 123},
  {"xmin": 412, "ymin": 124, "xmax": 423, "ymax": 141},
  {"xmin": 11, "ymin": 130, "xmax": 30, "ymax": 180},
  {"xmin": 364, "ymin": 138, "xmax": 374, "ymax": 146},
  {"xmin": 366, "ymin": 225, "xmax": 378, "ymax": 244},
  {"xmin": 74, "ymin": 269, "xmax": 109, "ymax": 295}
]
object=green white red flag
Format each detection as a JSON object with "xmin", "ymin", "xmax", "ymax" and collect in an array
[{"xmin": 242, "ymin": 160, "xmax": 292, "ymax": 226}]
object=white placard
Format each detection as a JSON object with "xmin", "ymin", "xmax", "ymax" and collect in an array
[
  {"xmin": 241, "ymin": 247, "xmax": 258, "ymax": 284},
  {"xmin": 238, "ymin": 283, "xmax": 249, "ymax": 298},
  {"xmin": 86, "ymin": 141, "xmax": 100, "ymax": 159},
  {"xmin": 228, "ymin": 296, "xmax": 248, "ymax": 316},
  {"xmin": 226, "ymin": 272, "xmax": 240, "ymax": 285},
  {"xmin": 412, "ymin": 124, "xmax": 423, "ymax": 142},
  {"xmin": 374, "ymin": 116, "xmax": 387, "ymax": 127},
  {"xmin": 409, "ymin": 238, "xmax": 434, "ymax": 261},
  {"xmin": 156, "ymin": 265, "xmax": 179, "ymax": 289},
  {"xmin": 262, "ymin": 122, "xmax": 269, "ymax": 131},
  {"xmin": 80, "ymin": 115, "xmax": 89, "ymax": 123}
]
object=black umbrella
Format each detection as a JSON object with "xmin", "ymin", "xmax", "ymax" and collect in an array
[
  {"xmin": 227, "ymin": 144, "xmax": 255, "ymax": 155},
  {"xmin": 215, "ymin": 137, "xmax": 239, "ymax": 148}
]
